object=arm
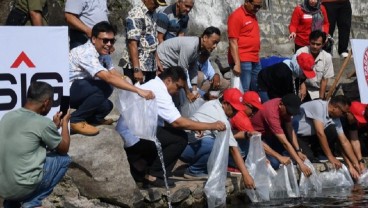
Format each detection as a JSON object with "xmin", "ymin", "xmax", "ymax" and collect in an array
[
  {"xmin": 313, "ymin": 119, "xmax": 342, "ymax": 168},
  {"xmin": 321, "ymin": 6, "xmax": 330, "ymax": 34},
  {"xmin": 229, "ymin": 38, "xmax": 241, "ymax": 76},
  {"xmin": 127, "ymin": 39, "xmax": 144, "ymax": 82},
  {"xmin": 262, "ymin": 142, "xmax": 291, "ymax": 165},
  {"xmin": 337, "ymin": 132, "xmax": 361, "ymax": 173},
  {"xmin": 319, "ymin": 77, "xmax": 328, "ymax": 100},
  {"xmin": 287, "ymin": 122, "xmax": 307, "ymax": 161},
  {"xmin": 157, "ymin": 32, "xmax": 165, "ymax": 44},
  {"xmin": 171, "ymin": 117, "xmax": 226, "ymax": 131},
  {"xmin": 349, "ymin": 129, "xmax": 365, "ymax": 171},
  {"xmin": 299, "ymin": 82, "xmax": 307, "ymax": 101},
  {"xmin": 29, "ymin": 10, "xmax": 43, "ymax": 26},
  {"xmin": 288, "ymin": 7, "xmax": 301, "ymax": 39},
  {"xmin": 230, "ymin": 146, "xmax": 255, "ymax": 189},
  {"xmin": 64, "ymin": 13, "xmax": 92, "ymax": 37},
  {"xmin": 56, "ymin": 110, "xmax": 71, "ymax": 154}
]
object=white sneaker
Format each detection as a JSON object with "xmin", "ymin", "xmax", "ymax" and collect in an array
[{"xmin": 340, "ymin": 52, "xmax": 349, "ymax": 58}]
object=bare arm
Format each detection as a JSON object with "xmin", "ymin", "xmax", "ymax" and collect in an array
[
  {"xmin": 287, "ymin": 122, "xmax": 307, "ymax": 161},
  {"xmin": 229, "ymin": 38, "xmax": 241, "ymax": 76},
  {"xmin": 56, "ymin": 110, "xmax": 71, "ymax": 154},
  {"xmin": 319, "ymin": 77, "xmax": 328, "ymax": 100},
  {"xmin": 127, "ymin": 39, "xmax": 144, "ymax": 82},
  {"xmin": 64, "ymin": 12, "xmax": 92, "ymax": 37},
  {"xmin": 29, "ymin": 10, "xmax": 43, "ymax": 26},
  {"xmin": 262, "ymin": 142, "xmax": 291, "ymax": 165},
  {"xmin": 230, "ymin": 146, "xmax": 255, "ymax": 189},
  {"xmin": 171, "ymin": 117, "xmax": 226, "ymax": 131},
  {"xmin": 338, "ymin": 132, "xmax": 361, "ymax": 173},
  {"xmin": 157, "ymin": 32, "xmax": 165, "ymax": 44},
  {"xmin": 340, "ymin": 144, "xmax": 360, "ymax": 180},
  {"xmin": 349, "ymin": 129, "xmax": 365, "ymax": 171}
]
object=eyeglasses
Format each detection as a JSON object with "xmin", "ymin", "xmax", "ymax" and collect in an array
[
  {"xmin": 97, "ymin": 37, "xmax": 116, "ymax": 45},
  {"xmin": 245, "ymin": 103, "xmax": 258, "ymax": 114},
  {"xmin": 249, "ymin": 1, "xmax": 262, "ymax": 9}
]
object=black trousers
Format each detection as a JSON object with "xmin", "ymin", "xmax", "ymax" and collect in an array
[
  {"xmin": 297, "ymin": 124, "xmax": 338, "ymax": 162},
  {"xmin": 123, "ymin": 68, "xmax": 156, "ymax": 84},
  {"xmin": 125, "ymin": 126, "xmax": 188, "ymax": 179},
  {"xmin": 322, "ymin": 1, "xmax": 352, "ymax": 55}
]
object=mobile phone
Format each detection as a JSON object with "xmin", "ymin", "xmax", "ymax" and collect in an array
[{"xmin": 59, "ymin": 96, "xmax": 70, "ymax": 118}]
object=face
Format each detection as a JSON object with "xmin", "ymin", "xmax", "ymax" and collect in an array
[
  {"xmin": 243, "ymin": 103, "xmax": 257, "ymax": 117},
  {"xmin": 279, "ymin": 102, "xmax": 292, "ymax": 119},
  {"xmin": 166, "ymin": 78, "xmax": 185, "ymax": 95},
  {"xmin": 223, "ymin": 102, "xmax": 237, "ymax": 118},
  {"xmin": 202, "ymin": 33, "xmax": 220, "ymax": 53},
  {"xmin": 330, "ymin": 104, "xmax": 349, "ymax": 118},
  {"xmin": 177, "ymin": 0, "xmax": 194, "ymax": 16},
  {"xmin": 308, "ymin": 0, "xmax": 318, "ymax": 7},
  {"xmin": 145, "ymin": 0, "xmax": 159, "ymax": 11},
  {"xmin": 92, "ymin": 32, "xmax": 115, "ymax": 55},
  {"xmin": 244, "ymin": 0, "xmax": 262, "ymax": 14},
  {"xmin": 309, "ymin": 37, "xmax": 324, "ymax": 56}
]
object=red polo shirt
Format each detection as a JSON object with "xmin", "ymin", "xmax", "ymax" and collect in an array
[{"xmin": 227, "ymin": 6, "xmax": 260, "ymax": 63}]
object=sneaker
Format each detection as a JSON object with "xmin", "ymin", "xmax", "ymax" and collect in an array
[
  {"xmin": 340, "ymin": 52, "xmax": 349, "ymax": 59},
  {"xmin": 142, "ymin": 177, "xmax": 175, "ymax": 188},
  {"xmin": 227, "ymin": 166, "xmax": 242, "ymax": 176},
  {"xmin": 70, "ymin": 121, "xmax": 99, "ymax": 136},
  {"xmin": 183, "ymin": 170, "xmax": 208, "ymax": 180}
]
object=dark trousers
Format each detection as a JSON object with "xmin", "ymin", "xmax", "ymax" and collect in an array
[
  {"xmin": 263, "ymin": 134, "xmax": 288, "ymax": 170},
  {"xmin": 123, "ymin": 68, "xmax": 156, "ymax": 84},
  {"xmin": 297, "ymin": 124, "xmax": 338, "ymax": 162},
  {"xmin": 125, "ymin": 126, "xmax": 188, "ymax": 179},
  {"xmin": 70, "ymin": 79, "xmax": 113, "ymax": 123},
  {"xmin": 323, "ymin": 1, "xmax": 352, "ymax": 54},
  {"xmin": 69, "ymin": 29, "xmax": 89, "ymax": 50}
]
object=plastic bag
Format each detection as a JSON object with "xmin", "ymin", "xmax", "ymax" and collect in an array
[
  {"xmin": 245, "ymin": 134, "xmax": 270, "ymax": 202},
  {"xmin": 319, "ymin": 164, "xmax": 354, "ymax": 188},
  {"xmin": 230, "ymin": 71, "xmax": 243, "ymax": 93},
  {"xmin": 204, "ymin": 123, "xmax": 230, "ymax": 208},
  {"xmin": 115, "ymin": 88, "xmax": 158, "ymax": 141},
  {"xmin": 180, "ymin": 97, "xmax": 205, "ymax": 118},
  {"xmin": 269, "ymin": 164, "xmax": 300, "ymax": 199},
  {"xmin": 299, "ymin": 159, "xmax": 322, "ymax": 197},
  {"xmin": 358, "ymin": 169, "xmax": 368, "ymax": 186}
]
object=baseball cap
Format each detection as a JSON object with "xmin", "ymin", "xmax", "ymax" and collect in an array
[
  {"xmin": 223, "ymin": 88, "xmax": 246, "ymax": 111},
  {"xmin": 243, "ymin": 91, "xmax": 263, "ymax": 110},
  {"xmin": 297, "ymin": 53, "xmax": 316, "ymax": 79},
  {"xmin": 281, "ymin": 93, "xmax": 301, "ymax": 116},
  {"xmin": 155, "ymin": 0, "xmax": 167, "ymax": 6},
  {"xmin": 350, "ymin": 101, "xmax": 367, "ymax": 124}
]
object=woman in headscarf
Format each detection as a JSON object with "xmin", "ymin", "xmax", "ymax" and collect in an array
[{"xmin": 289, "ymin": 0, "xmax": 329, "ymax": 52}]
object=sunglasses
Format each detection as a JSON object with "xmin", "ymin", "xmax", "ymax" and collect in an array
[{"xmin": 97, "ymin": 37, "xmax": 116, "ymax": 45}]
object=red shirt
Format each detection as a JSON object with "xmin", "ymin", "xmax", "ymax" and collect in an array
[
  {"xmin": 289, "ymin": 5, "xmax": 329, "ymax": 47},
  {"xmin": 251, "ymin": 98, "xmax": 291, "ymax": 136},
  {"xmin": 227, "ymin": 6, "xmax": 260, "ymax": 63},
  {"xmin": 230, "ymin": 111, "xmax": 255, "ymax": 132}
]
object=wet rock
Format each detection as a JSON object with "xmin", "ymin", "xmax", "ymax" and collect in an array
[
  {"xmin": 171, "ymin": 188, "xmax": 191, "ymax": 204},
  {"xmin": 192, "ymin": 187, "xmax": 204, "ymax": 200},
  {"xmin": 142, "ymin": 189, "xmax": 162, "ymax": 203}
]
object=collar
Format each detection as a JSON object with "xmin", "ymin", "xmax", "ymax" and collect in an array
[
  {"xmin": 139, "ymin": 1, "xmax": 150, "ymax": 15},
  {"xmin": 241, "ymin": 5, "xmax": 256, "ymax": 18}
]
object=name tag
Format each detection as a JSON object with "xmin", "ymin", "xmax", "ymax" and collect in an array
[{"xmin": 303, "ymin": 14, "xmax": 312, "ymax": 19}]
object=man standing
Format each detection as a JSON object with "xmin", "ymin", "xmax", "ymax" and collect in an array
[
  {"xmin": 116, "ymin": 67, "xmax": 226, "ymax": 188},
  {"xmin": 0, "ymin": 82, "xmax": 71, "ymax": 207},
  {"xmin": 120, "ymin": 0, "xmax": 167, "ymax": 84},
  {"xmin": 69, "ymin": 21, "xmax": 154, "ymax": 136},
  {"xmin": 155, "ymin": 0, "xmax": 195, "ymax": 43},
  {"xmin": 6, "ymin": 0, "xmax": 48, "ymax": 25},
  {"xmin": 64, "ymin": 0, "xmax": 109, "ymax": 49},
  {"xmin": 228, "ymin": 0, "xmax": 263, "ymax": 92},
  {"xmin": 296, "ymin": 30, "xmax": 334, "ymax": 101},
  {"xmin": 157, "ymin": 26, "xmax": 221, "ymax": 101}
]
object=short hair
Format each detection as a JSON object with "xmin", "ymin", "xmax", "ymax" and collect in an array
[
  {"xmin": 158, "ymin": 66, "xmax": 187, "ymax": 82},
  {"xmin": 27, "ymin": 81, "xmax": 54, "ymax": 103},
  {"xmin": 201, "ymin": 26, "xmax": 221, "ymax": 38},
  {"xmin": 309, "ymin": 30, "xmax": 327, "ymax": 43},
  {"xmin": 92, "ymin": 21, "xmax": 116, "ymax": 38},
  {"xmin": 330, "ymin": 95, "xmax": 351, "ymax": 107}
]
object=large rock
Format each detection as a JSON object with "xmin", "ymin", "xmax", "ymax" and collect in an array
[{"xmin": 67, "ymin": 127, "xmax": 143, "ymax": 207}]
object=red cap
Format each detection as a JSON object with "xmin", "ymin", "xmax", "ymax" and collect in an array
[
  {"xmin": 297, "ymin": 53, "xmax": 316, "ymax": 79},
  {"xmin": 230, "ymin": 111, "xmax": 255, "ymax": 131},
  {"xmin": 223, "ymin": 88, "xmax": 246, "ymax": 111},
  {"xmin": 243, "ymin": 91, "xmax": 263, "ymax": 110},
  {"xmin": 350, "ymin": 101, "xmax": 367, "ymax": 124}
]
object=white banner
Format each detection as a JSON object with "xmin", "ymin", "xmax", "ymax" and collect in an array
[
  {"xmin": 0, "ymin": 26, "xmax": 69, "ymax": 119},
  {"xmin": 351, "ymin": 39, "xmax": 368, "ymax": 103}
]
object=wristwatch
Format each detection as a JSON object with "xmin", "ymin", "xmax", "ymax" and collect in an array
[
  {"xmin": 359, "ymin": 159, "xmax": 365, "ymax": 163},
  {"xmin": 295, "ymin": 148, "xmax": 302, "ymax": 153},
  {"xmin": 133, "ymin": 67, "xmax": 140, "ymax": 73}
]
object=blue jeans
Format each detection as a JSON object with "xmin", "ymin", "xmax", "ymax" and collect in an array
[
  {"xmin": 240, "ymin": 62, "xmax": 262, "ymax": 92},
  {"xmin": 228, "ymin": 139, "xmax": 250, "ymax": 168},
  {"xmin": 180, "ymin": 136, "xmax": 215, "ymax": 175},
  {"xmin": 3, "ymin": 153, "xmax": 71, "ymax": 208},
  {"xmin": 263, "ymin": 135, "xmax": 288, "ymax": 170},
  {"xmin": 70, "ymin": 79, "xmax": 113, "ymax": 123}
]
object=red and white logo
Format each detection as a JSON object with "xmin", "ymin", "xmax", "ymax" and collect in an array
[{"xmin": 364, "ymin": 47, "xmax": 368, "ymax": 86}]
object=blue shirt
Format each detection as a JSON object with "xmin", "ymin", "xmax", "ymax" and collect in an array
[{"xmin": 155, "ymin": 4, "xmax": 189, "ymax": 40}]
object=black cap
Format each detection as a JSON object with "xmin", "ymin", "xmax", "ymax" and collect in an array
[{"xmin": 281, "ymin": 93, "xmax": 301, "ymax": 116}]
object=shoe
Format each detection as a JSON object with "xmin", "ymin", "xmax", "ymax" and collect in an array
[
  {"xmin": 70, "ymin": 121, "xmax": 99, "ymax": 136},
  {"xmin": 142, "ymin": 177, "xmax": 175, "ymax": 188},
  {"xmin": 183, "ymin": 169, "xmax": 208, "ymax": 180},
  {"xmin": 90, "ymin": 118, "xmax": 114, "ymax": 126},
  {"xmin": 340, "ymin": 52, "xmax": 349, "ymax": 58},
  {"xmin": 227, "ymin": 166, "xmax": 242, "ymax": 176}
]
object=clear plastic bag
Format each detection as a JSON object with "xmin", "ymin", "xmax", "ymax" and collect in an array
[
  {"xmin": 230, "ymin": 71, "xmax": 243, "ymax": 93},
  {"xmin": 299, "ymin": 159, "xmax": 322, "ymax": 197},
  {"xmin": 180, "ymin": 97, "xmax": 206, "ymax": 118},
  {"xmin": 245, "ymin": 134, "xmax": 270, "ymax": 202},
  {"xmin": 204, "ymin": 123, "xmax": 230, "ymax": 208},
  {"xmin": 115, "ymin": 88, "xmax": 158, "ymax": 141},
  {"xmin": 269, "ymin": 164, "xmax": 300, "ymax": 199},
  {"xmin": 319, "ymin": 164, "xmax": 354, "ymax": 188},
  {"xmin": 358, "ymin": 169, "xmax": 368, "ymax": 186}
]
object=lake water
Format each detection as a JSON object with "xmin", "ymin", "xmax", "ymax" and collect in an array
[{"xmin": 243, "ymin": 186, "xmax": 368, "ymax": 207}]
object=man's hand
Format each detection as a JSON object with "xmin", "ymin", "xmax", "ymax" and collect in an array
[
  {"xmin": 211, "ymin": 74, "xmax": 221, "ymax": 90},
  {"xmin": 53, "ymin": 111, "xmax": 63, "ymax": 129},
  {"xmin": 349, "ymin": 165, "xmax": 360, "ymax": 181},
  {"xmin": 134, "ymin": 70, "xmax": 144, "ymax": 83},
  {"xmin": 186, "ymin": 91, "xmax": 200, "ymax": 102},
  {"xmin": 277, "ymin": 155, "xmax": 291, "ymax": 165},
  {"xmin": 289, "ymin": 32, "xmax": 296, "ymax": 40},
  {"xmin": 137, "ymin": 89, "xmax": 155, "ymax": 100},
  {"xmin": 297, "ymin": 151, "xmax": 307, "ymax": 161},
  {"xmin": 298, "ymin": 163, "xmax": 312, "ymax": 177},
  {"xmin": 211, "ymin": 121, "xmax": 226, "ymax": 131},
  {"xmin": 299, "ymin": 83, "xmax": 307, "ymax": 101},
  {"xmin": 329, "ymin": 156, "xmax": 342, "ymax": 169},
  {"xmin": 242, "ymin": 172, "xmax": 256, "ymax": 189},
  {"xmin": 232, "ymin": 65, "xmax": 241, "ymax": 76}
]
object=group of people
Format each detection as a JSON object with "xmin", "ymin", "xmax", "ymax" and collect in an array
[{"xmin": 0, "ymin": 0, "xmax": 362, "ymax": 206}]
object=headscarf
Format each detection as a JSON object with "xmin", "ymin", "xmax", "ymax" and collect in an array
[{"xmin": 300, "ymin": 0, "xmax": 324, "ymax": 31}]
